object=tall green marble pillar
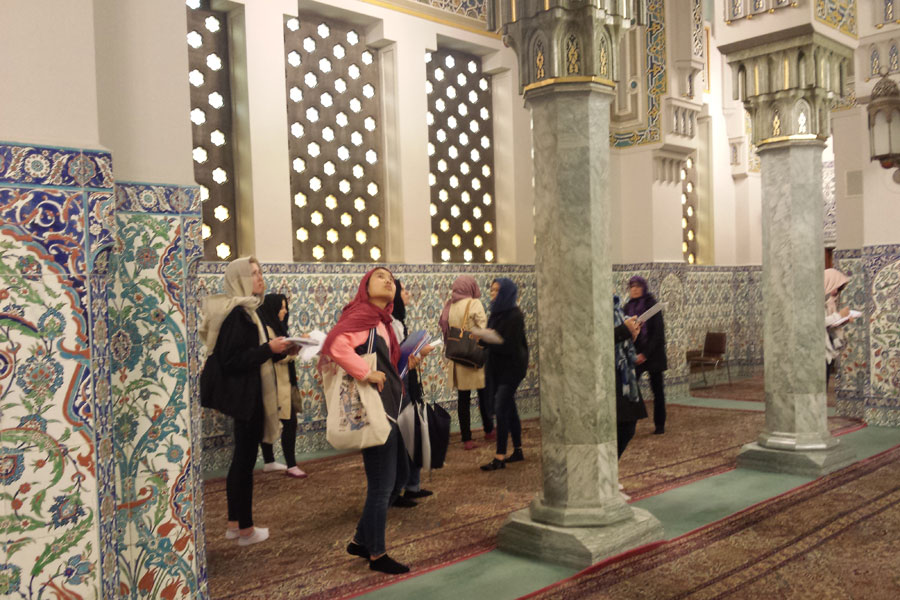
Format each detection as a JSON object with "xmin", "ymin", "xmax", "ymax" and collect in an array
[
  {"xmin": 722, "ymin": 33, "xmax": 856, "ymax": 476},
  {"xmin": 496, "ymin": 79, "xmax": 663, "ymax": 571},
  {"xmin": 489, "ymin": 0, "xmax": 662, "ymax": 569}
]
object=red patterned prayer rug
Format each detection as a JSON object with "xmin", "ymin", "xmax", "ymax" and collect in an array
[
  {"xmin": 689, "ymin": 375, "xmax": 838, "ymax": 407},
  {"xmin": 524, "ymin": 443, "xmax": 900, "ymax": 600},
  {"xmin": 202, "ymin": 407, "xmax": 864, "ymax": 599}
]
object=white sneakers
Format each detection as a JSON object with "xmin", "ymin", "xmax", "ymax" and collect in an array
[
  {"xmin": 226, "ymin": 526, "xmax": 269, "ymax": 546},
  {"xmin": 263, "ymin": 462, "xmax": 288, "ymax": 472}
]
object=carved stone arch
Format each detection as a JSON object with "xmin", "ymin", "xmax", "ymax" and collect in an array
[
  {"xmin": 529, "ymin": 30, "xmax": 550, "ymax": 84},
  {"xmin": 737, "ymin": 64, "xmax": 748, "ymax": 101},
  {"xmin": 562, "ymin": 28, "xmax": 584, "ymax": 76},
  {"xmin": 597, "ymin": 30, "xmax": 612, "ymax": 80},
  {"xmin": 870, "ymin": 44, "xmax": 882, "ymax": 78},
  {"xmin": 770, "ymin": 102, "xmax": 785, "ymax": 138},
  {"xmin": 792, "ymin": 98, "xmax": 812, "ymax": 136}
]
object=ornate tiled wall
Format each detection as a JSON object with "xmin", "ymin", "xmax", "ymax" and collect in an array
[
  {"xmin": 614, "ymin": 263, "xmax": 764, "ymax": 399},
  {"xmin": 111, "ymin": 184, "xmax": 206, "ymax": 599},
  {"xmin": 195, "ymin": 263, "xmax": 539, "ymax": 474},
  {"xmin": 414, "ymin": 0, "xmax": 487, "ymax": 21},
  {"xmin": 834, "ymin": 245, "xmax": 900, "ymax": 426},
  {"xmin": 0, "ymin": 142, "xmax": 117, "ymax": 598},
  {"xmin": 197, "ymin": 262, "xmax": 764, "ymax": 475}
]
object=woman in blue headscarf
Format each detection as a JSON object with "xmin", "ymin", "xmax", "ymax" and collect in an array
[
  {"xmin": 614, "ymin": 294, "xmax": 647, "ymax": 458},
  {"xmin": 479, "ymin": 278, "xmax": 529, "ymax": 471}
]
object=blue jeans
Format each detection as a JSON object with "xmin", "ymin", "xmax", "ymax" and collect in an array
[
  {"xmin": 355, "ymin": 423, "xmax": 405, "ymax": 556},
  {"xmin": 494, "ymin": 383, "xmax": 522, "ymax": 456}
]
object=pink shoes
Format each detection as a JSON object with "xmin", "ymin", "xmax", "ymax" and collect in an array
[
  {"xmin": 463, "ymin": 441, "xmax": 478, "ymax": 451},
  {"xmin": 285, "ymin": 466, "xmax": 307, "ymax": 478},
  {"xmin": 484, "ymin": 431, "xmax": 496, "ymax": 441}
]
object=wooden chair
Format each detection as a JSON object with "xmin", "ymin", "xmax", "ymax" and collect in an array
[{"xmin": 686, "ymin": 332, "xmax": 731, "ymax": 387}]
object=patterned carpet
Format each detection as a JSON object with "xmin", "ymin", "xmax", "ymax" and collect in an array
[
  {"xmin": 202, "ymin": 406, "xmax": 863, "ymax": 599},
  {"xmin": 524, "ymin": 443, "xmax": 900, "ymax": 600},
  {"xmin": 690, "ymin": 375, "xmax": 838, "ymax": 406}
]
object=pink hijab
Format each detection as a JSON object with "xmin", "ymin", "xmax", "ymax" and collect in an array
[{"xmin": 439, "ymin": 275, "xmax": 481, "ymax": 337}]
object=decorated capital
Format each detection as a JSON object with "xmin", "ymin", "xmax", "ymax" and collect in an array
[
  {"xmin": 489, "ymin": 1, "xmax": 647, "ymax": 93},
  {"xmin": 724, "ymin": 32, "xmax": 853, "ymax": 147}
]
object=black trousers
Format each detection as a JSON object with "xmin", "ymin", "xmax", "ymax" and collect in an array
[
  {"xmin": 617, "ymin": 420, "xmax": 637, "ymax": 458},
  {"xmin": 458, "ymin": 388, "xmax": 493, "ymax": 442},
  {"xmin": 261, "ymin": 405, "xmax": 299, "ymax": 467},
  {"xmin": 637, "ymin": 366, "xmax": 666, "ymax": 432},
  {"xmin": 227, "ymin": 405, "xmax": 263, "ymax": 528}
]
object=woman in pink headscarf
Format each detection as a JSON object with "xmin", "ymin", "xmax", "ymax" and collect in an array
[
  {"xmin": 824, "ymin": 268, "xmax": 852, "ymax": 383},
  {"xmin": 440, "ymin": 275, "xmax": 494, "ymax": 449}
]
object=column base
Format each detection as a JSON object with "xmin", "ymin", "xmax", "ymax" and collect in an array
[
  {"xmin": 736, "ymin": 440, "xmax": 856, "ymax": 477},
  {"xmin": 497, "ymin": 507, "xmax": 664, "ymax": 570}
]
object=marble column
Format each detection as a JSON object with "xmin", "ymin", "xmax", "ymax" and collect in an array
[
  {"xmin": 496, "ymin": 81, "xmax": 663, "ymax": 570},
  {"xmin": 736, "ymin": 139, "xmax": 855, "ymax": 475}
]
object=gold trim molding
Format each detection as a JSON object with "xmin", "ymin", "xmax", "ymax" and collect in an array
[
  {"xmin": 756, "ymin": 133, "xmax": 827, "ymax": 147},
  {"xmin": 357, "ymin": 0, "xmax": 501, "ymax": 39},
  {"xmin": 523, "ymin": 75, "xmax": 616, "ymax": 93}
]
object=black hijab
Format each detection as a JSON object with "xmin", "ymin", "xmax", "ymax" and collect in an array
[{"xmin": 392, "ymin": 278, "xmax": 408, "ymax": 339}]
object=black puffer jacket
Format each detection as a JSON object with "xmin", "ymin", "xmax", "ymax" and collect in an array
[{"xmin": 483, "ymin": 307, "xmax": 529, "ymax": 386}]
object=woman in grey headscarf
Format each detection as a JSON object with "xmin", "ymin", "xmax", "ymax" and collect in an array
[{"xmin": 200, "ymin": 257, "xmax": 296, "ymax": 546}]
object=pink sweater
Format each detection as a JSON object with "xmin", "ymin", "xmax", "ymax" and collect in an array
[{"xmin": 325, "ymin": 323, "xmax": 391, "ymax": 380}]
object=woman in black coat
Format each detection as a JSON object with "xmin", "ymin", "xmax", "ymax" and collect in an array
[
  {"xmin": 623, "ymin": 275, "xmax": 667, "ymax": 434},
  {"xmin": 614, "ymin": 294, "xmax": 648, "ymax": 458},
  {"xmin": 479, "ymin": 278, "xmax": 529, "ymax": 471},
  {"xmin": 200, "ymin": 257, "xmax": 295, "ymax": 546}
]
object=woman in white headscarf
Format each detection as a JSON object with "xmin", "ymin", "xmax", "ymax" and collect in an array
[
  {"xmin": 824, "ymin": 268, "xmax": 851, "ymax": 383},
  {"xmin": 199, "ymin": 257, "xmax": 295, "ymax": 546}
]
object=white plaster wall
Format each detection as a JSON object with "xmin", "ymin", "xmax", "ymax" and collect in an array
[
  {"xmin": 92, "ymin": 0, "xmax": 195, "ymax": 185},
  {"xmin": 0, "ymin": 1, "xmax": 100, "ymax": 148}
]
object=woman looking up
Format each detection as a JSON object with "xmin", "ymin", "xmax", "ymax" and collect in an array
[
  {"xmin": 201, "ymin": 257, "xmax": 296, "ymax": 546},
  {"xmin": 319, "ymin": 267, "xmax": 410, "ymax": 575}
]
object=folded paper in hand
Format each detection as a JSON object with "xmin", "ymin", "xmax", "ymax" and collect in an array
[
  {"xmin": 470, "ymin": 327, "xmax": 503, "ymax": 344},
  {"xmin": 286, "ymin": 330, "xmax": 327, "ymax": 362},
  {"xmin": 637, "ymin": 303, "xmax": 666, "ymax": 323},
  {"xmin": 830, "ymin": 309, "xmax": 862, "ymax": 328}
]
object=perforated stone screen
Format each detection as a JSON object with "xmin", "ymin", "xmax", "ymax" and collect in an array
[
  {"xmin": 284, "ymin": 16, "xmax": 385, "ymax": 262},
  {"xmin": 681, "ymin": 157, "xmax": 698, "ymax": 264},
  {"xmin": 426, "ymin": 49, "xmax": 497, "ymax": 263},
  {"xmin": 186, "ymin": 0, "xmax": 238, "ymax": 261}
]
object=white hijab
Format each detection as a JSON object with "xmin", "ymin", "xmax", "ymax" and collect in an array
[{"xmin": 200, "ymin": 257, "xmax": 263, "ymax": 352}]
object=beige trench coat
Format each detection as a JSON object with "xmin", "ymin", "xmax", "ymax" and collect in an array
[
  {"xmin": 266, "ymin": 325, "xmax": 293, "ymax": 420},
  {"xmin": 444, "ymin": 298, "xmax": 487, "ymax": 391}
]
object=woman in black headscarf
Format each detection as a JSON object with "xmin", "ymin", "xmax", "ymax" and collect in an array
[
  {"xmin": 479, "ymin": 278, "xmax": 529, "ymax": 471},
  {"xmin": 257, "ymin": 293, "xmax": 307, "ymax": 478},
  {"xmin": 623, "ymin": 275, "xmax": 667, "ymax": 435}
]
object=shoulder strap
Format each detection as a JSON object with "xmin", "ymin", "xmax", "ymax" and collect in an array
[
  {"xmin": 460, "ymin": 299, "xmax": 474, "ymax": 331},
  {"xmin": 367, "ymin": 327, "xmax": 377, "ymax": 354}
]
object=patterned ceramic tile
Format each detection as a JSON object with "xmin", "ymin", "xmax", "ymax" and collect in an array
[
  {"xmin": 86, "ymin": 191, "xmax": 116, "ymax": 275},
  {"xmin": 116, "ymin": 183, "xmax": 201, "ymax": 215},
  {"xmin": 81, "ymin": 151, "xmax": 114, "ymax": 190},
  {"xmin": 0, "ymin": 187, "xmax": 86, "ymax": 275},
  {"xmin": 0, "ymin": 143, "xmax": 84, "ymax": 188}
]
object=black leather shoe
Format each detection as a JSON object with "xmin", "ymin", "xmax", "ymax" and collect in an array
[
  {"xmin": 347, "ymin": 542, "xmax": 369, "ymax": 559},
  {"xmin": 392, "ymin": 495, "xmax": 418, "ymax": 508},
  {"xmin": 504, "ymin": 449, "xmax": 524, "ymax": 463},
  {"xmin": 480, "ymin": 458, "xmax": 506, "ymax": 471},
  {"xmin": 404, "ymin": 489, "xmax": 433, "ymax": 499}
]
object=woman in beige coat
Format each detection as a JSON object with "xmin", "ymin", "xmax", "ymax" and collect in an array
[{"xmin": 440, "ymin": 275, "xmax": 494, "ymax": 450}]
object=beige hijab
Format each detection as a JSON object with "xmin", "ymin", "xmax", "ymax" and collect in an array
[
  {"xmin": 824, "ymin": 268, "xmax": 850, "ymax": 316},
  {"xmin": 200, "ymin": 257, "xmax": 281, "ymax": 443}
]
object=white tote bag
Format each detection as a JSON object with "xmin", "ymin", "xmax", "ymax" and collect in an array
[{"xmin": 323, "ymin": 329, "xmax": 392, "ymax": 450}]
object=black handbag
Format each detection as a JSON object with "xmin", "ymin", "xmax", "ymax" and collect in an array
[
  {"xmin": 444, "ymin": 299, "xmax": 486, "ymax": 368},
  {"xmin": 427, "ymin": 401, "xmax": 451, "ymax": 469}
]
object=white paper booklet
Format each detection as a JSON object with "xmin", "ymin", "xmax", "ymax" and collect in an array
[
  {"xmin": 830, "ymin": 309, "xmax": 862, "ymax": 328},
  {"xmin": 637, "ymin": 303, "xmax": 667, "ymax": 323},
  {"xmin": 286, "ymin": 329, "xmax": 327, "ymax": 362}
]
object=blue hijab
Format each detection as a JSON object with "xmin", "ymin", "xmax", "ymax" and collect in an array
[
  {"xmin": 613, "ymin": 294, "xmax": 640, "ymax": 403},
  {"xmin": 488, "ymin": 278, "xmax": 518, "ymax": 328}
]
